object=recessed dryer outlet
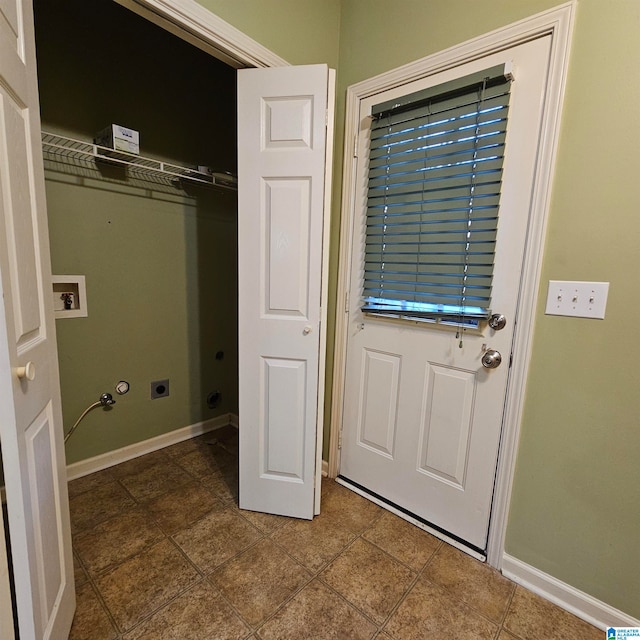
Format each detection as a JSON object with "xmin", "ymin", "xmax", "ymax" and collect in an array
[{"xmin": 150, "ymin": 379, "xmax": 169, "ymax": 399}]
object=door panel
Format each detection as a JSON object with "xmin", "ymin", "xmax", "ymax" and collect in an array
[
  {"xmin": 262, "ymin": 357, "xmax": 306, "ymax": 479},
  {"xmin": 264, "ymin": 178, "xmax": 311, "ymax": 315},
  {"xmin": 238, "ymin": 64, "xmax": 333, "ymax": 520},
  {"xmin": 357, "ymin": 349, "xmax": 400, "ymax": 457},
  {"xmin": 341, "ymin": 36, "xmax": 552, "ymax": 551},
  {"xmin": 418, "ymin": 364, "xmax": 476, "ymax": 487},
  {"xmin": 0, "ymin": 1, "xmax": 74, "ymax": 637},
  {"xmin": 3, "ymin": 86, "xmax": 41, "ymax": 342}
]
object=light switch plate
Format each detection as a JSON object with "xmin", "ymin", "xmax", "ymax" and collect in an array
[{"xmin": 545, "ymin": 281, "xmax": 609, "ymax": 319}]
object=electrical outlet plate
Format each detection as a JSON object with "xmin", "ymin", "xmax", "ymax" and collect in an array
[
  {"xmin": 151, "ymin": 379, "xmax": 169, "ymax": 399},
  {"xmin": 545, "ymin": 281, "xmax": 609, "ymax": 319}
]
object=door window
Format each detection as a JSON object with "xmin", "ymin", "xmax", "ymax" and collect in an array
[{"xmin": 363, "ymin": 65, "xmax": 511, "ymax": 325}]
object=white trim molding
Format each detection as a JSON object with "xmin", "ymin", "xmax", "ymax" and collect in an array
[
  {"xmin": 329, "ymin": 1, "xmax": 577, "ymax": 569},
  {"xmin": 66, "ymin": 413, "xmax": 238, "ymax": 481},
  {"xmin": 502, "ymin": 554, "xmax": 640, "ymax": 630}
]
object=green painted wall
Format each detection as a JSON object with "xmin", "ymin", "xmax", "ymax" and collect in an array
[
  {"xmin": 36, "ymin": 0, "xmax": 239, "ymax": 464},
  {"xmin": 504, "ymin": 0, "xmax": 640, "ymax": 617},
  {"xmin": 193, "ymin": 0, "xmax": 341, "ymax": 68},
  {"xmin": 48, "ymin": 182, "xmax": 237, "ymax": 464}
]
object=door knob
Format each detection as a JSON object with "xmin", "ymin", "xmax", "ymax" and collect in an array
[
  {"xmin": 303, "ymin": 325, "xmax": 312, "ymax": 335},
  {"xmin": 481, "ymin": 349, "xmax": 502, "ymax": 369},
  {"xmin": 16, "ymin": 361, "xmax": 36, "ymax": 381},
  {"xmin": 488, "ymin": 314, "xmax": 507, "ymax": 330}
]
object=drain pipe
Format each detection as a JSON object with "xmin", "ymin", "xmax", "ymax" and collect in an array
[{"xmin": 64, "ymin": 393, "xmax": 116, "ymax": 444}]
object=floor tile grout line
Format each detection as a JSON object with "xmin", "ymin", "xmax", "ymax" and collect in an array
[
  {"xmin": 265, "ymin": 517, "xmax": 357, "ymax": 576},
  {"xmin": 417, "ymin": 545, "xmax": 517, "ymax": 631},
  {"xmin": 115, "ymin": 575, "xmax": 213, "ymax": 638},
  {"xmin": 251, "ymin": 575, "xmax": 373, "ymax": 639},
  {"xmin": 202, "ymin": 571, "xmax": 266, "ymax": 633},
  {"xmin": 254, "ymin": 500, "xmax": 414, "ymax": 637},
  {"xmin": 67, "ymin": 467, "xmax": 117, "ymax": 500},
  {"xmin": 372, "ymin": 538, "xmax": 515, "ymax": 639},
  {"xmin": 86, "ymin": 536, "xmax": 201, "ymax": 636},
  {"xmin": 166, "ymin": 532, "xmax": 220, "ymax": 582},
  {"xmin": 360, "ymin": 528, "xmax": 440, "ymax": 575},
  {"xmin": 417, "ymin": 538, "xmax": 445, "ymax": 576},
  {"xmin": 190, "ymin": 513, "xmax": 319, "ymax": 635},
  {"xmin": 90, "ymin": 509, "xmax": 252, "ymax": 637},
  {"xmin": 77, "ymin": 514, "xmax": 170, "ymax": 571},
  {"xmin": 500, "ymin": 583, "xmax": 523, "ymax": 640},
  {"xmin": 352, "ymin": 522, "xmax": 448, "ymax": 636},
  {"xmin": 230, "ymin": 503, "xmax": 289, "ymax": 535},
  {"xmin": 203, "ymin": 563, "xmax": 305, "ymax": 635},
  {"xmin": 73, "ymin": 511, "xmax": 168, "ymax": 577},
  {"xmin": 315, "ymin": 573, "xmax": 386, "ymax": 630},
  {"xmin": 72, "ymin": 542, "xmax": 123, "ymax": 637},
  {"xmin": 419, "ymin": 573, "xmax": 504, "ymax": 633},
  {"xmin": 88, "ymin": 538, "xmax": 176, "ymax": 635},
  {"xmin": 498, "ymin": 579, "xmax": 518, "ymax": 628},
  {"xmin": 370, "ymin": 552, "xmax": 432, "ymax": 636},
  {"xmin": 79, "ymin": 561, "xmax": 126, "ymax": 637},
  {"xmin": 141, "ymin": 483, "xmax": 234, "ymax": 538},
  {"xmin": 250, "ymin": 514, "xmax": 386, "ymax": 635}
]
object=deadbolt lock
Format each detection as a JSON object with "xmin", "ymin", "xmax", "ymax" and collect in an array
[{"xmin": 488, "ymin": 313, "xmax": 507, "ymax": 330}]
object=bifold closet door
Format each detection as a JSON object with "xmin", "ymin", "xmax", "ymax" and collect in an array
[{"xmin": 237, "ymin": 64, "xmax": 334, "ymax": 519}]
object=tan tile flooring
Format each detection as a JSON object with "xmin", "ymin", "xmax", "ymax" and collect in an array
[{"xmin": 69, "ymin": 426, "xmax": 602, "ymax": 639}]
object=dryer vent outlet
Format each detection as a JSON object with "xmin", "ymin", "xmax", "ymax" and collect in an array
[{"xmin": 151, "ymin": 379, "xmax": 170, "ymax": 399}]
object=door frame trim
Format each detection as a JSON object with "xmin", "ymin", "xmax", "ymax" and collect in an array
[
  {"xmin": 114, "ymin": 0, "xmax": 289, "ymax": 68},
  {"xmin": 328, "ymin": 1, "xmax": 576, "ymax": 568}
]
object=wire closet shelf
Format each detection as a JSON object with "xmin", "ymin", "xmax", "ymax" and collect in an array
[{"xmin": 41, "ymin": 131, "xmax": 238, "ymax": 191}]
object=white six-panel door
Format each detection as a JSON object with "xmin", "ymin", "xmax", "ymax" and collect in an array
[
  {"xmin": 340, "ymin": 36, "xmax": 552, "ymax": 551},
  {"xmin": 0, "ymin": 0, "xmax": 75, "ymax": 637},
  {"xmin": 237, "ymin": 64, "xmax": 333, "ymax": 519}
]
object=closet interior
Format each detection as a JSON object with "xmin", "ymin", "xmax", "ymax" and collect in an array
[{"xmin": 33, "ymin": 0, "xmax": 240, "ymax": 467}]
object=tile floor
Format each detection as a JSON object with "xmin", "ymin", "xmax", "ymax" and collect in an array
[{"xmin": 68, "ymin": 426, "xmax": 602, "ymax": 639}]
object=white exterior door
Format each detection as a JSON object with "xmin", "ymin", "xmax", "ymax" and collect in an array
[
  {"xmin": 340, "ymin": 37, "xmax": 551, "ymax": 551},
  {"xmin": 0, "ymin": 0, "xmax": 75, "ymax": 637},
  {"xmin": 237, "ymin": 64, "xmax": 334, "ymax": 519}
]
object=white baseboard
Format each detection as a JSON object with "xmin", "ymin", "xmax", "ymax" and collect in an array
[
  {"xmin": 502, "ymin": 553, "xmax": 640, "ymax": 630},
  {"xmin": 321, "ymin": 459, "xmax": 328, "ymax": 477},
  {"xmin": 66, "ymin": 413, "xmax": 238, "ymax": 481}
]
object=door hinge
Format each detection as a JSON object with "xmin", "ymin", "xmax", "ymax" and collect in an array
[
  {"xmin": 353, "ymin": 133, "xmax": 358, "ymax": 158},
  {"xmin": 345, "ymin": 290, "xmax": 349, "ymax": 313},
  {"xmin": 338, "ymin": 429, "xmax": 343, "ymax": 449}
]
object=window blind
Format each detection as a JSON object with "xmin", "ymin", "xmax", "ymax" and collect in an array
[{"xmin": 362, "ymin": 65, "xmax": 512, "ymax": 321}]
